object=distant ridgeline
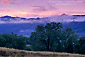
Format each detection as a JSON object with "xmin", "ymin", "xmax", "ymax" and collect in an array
[
  {"xmin": 0, "ymin": 14, "xmax": 85, "ymax": 22},
  {"xmin": 72, "ymin": 15, "xmax": 85, "ymax": 17},
  {"xmin": 0, "ymin": 15, "xmax": 41, "ymax": 21}
]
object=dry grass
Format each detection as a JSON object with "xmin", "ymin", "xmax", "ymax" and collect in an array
[{"xmin": 0, "ymin": 47, "xmax": 85, "ymax": 57}]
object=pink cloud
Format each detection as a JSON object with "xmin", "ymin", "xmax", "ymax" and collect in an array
[
  {"xmin": 15, "ymin": 11, "xmax": 58, "ymax": 18},
  {"xmin": 72, "ymin": 0, "xmax": 78, "ymax": 1},
  {"xmin": 0, "ymin": 0, "xmax": 16, "ymax": 4},
  {"xmin": 81, "ymin": 1, "xmax": 85, "ymax": 3},
  {"xmin": 0, "ymin": 9, "xmax": 12, "ymax": 12},
  {"xmin": 72, "ymin": 0, "xmax": 85, "ymax": 3},
  {"xmin": 56, "ymin": 11, "xmax": 85, "ymax": 15},
  {"xmin": 2, "ymin": 0, "xmax": 14, "ymax": 2},
  {"xmin": 28, "ymin": 5, "xmax": 57, "ymax": 12},
  {"xmin": 28, "ymin": 5, "xmax": 48, "ymax": 12},
  {"xmin": 3, "ymin": 0, "xmax": 9, "ymax": 1},
  {"xmin": 69, "ymin": 11, "xmax": 85, "ymax": 14},
  {"xmin": 28, "ymin": 5, "xmax": 44, "ymax": 8},
  {"xmin": 0, "ymin": 1, "xmax": 16, "ymax": 4}
]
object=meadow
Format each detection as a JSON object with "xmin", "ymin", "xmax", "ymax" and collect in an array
[{"xmin": 0, "ymin": 47, "xmax": 85, "ymax": 57}]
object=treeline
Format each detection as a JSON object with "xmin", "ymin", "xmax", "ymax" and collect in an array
[
  {"xmin": 0, "ymin": 22, "xmax": 85, "ymax": 54},
  {"xmin": 29, "ymin": 22, "xmax": 85, "ymax": 54},
  {"xmin": 0, "ymin": 32, "xmax": 28, "ymax": 50}
]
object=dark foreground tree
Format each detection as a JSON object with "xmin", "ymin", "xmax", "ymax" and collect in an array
[
  {"xmin": 29, "ymin": 22, "xmax": 79, "ymax": 52},
  {"xmin": 63, "ymin": 27, "xmax": 79, "ymax": 53},
  {"xmin": 30, "ymin": 22, "xmax": 62, "ymax": 51},
  {"xmin": 79, "ymin": 37, "xmax": 85, "ymax": 54},
  {"xmin": 0, "ymin": 32, "xmax": 28, "ymax": 50}
]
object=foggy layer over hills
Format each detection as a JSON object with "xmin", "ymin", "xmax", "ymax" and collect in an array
[
  {"xmin": 0, "ymin": 14, "xmax": 85, "ymax": 37},
  {"xmin": 0, "ymin": 14, "xmax": 85, "ymax": 23}
]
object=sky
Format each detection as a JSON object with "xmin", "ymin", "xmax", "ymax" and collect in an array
[{"xmin": 0, "ymin": 0, "xmax": 85, "ymax": 18}]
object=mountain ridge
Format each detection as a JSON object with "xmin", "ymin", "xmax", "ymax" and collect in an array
[{"xmin": 0, "ymin": 14, "xmax": 85, "ymax": 23}]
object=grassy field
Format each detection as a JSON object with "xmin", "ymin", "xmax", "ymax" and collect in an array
[{"xmin": 0, "ymin": 47, "xmax": 85, "ymax": 57}]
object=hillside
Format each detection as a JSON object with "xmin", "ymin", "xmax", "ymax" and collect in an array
[
  {"xmin": 0, "ymin": 15, "xmax": 85, "ymax": 37},
  {"xmin": 0, "ymin": 21, "xmax": 85, "ymax": 37},
  {"xmin": 0, "ymin": 47, "xmax": 85, "ymax": 57},
  {"xmin": 64, "ymin": 21, "xmax": 85, "ymax": 37}
]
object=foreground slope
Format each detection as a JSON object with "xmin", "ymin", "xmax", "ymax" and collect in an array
[{"xmin": 0, "ymin": 47, "xmax": 85, "ymax": 57}]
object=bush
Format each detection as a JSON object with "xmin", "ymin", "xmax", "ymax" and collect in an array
[{"xmin": 0, "ymin": 32, "xmax": 28, "ymax": 50}]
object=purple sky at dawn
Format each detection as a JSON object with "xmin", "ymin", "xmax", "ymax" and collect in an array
[{"xmin": 0, "ymin": 0, "xmax": 85, "ymax": 18}]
